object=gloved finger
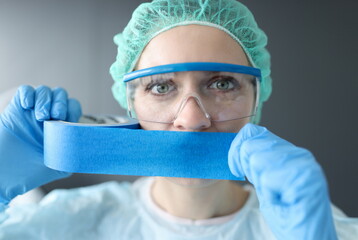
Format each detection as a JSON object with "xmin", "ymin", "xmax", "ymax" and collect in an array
[
  {"xmin": 257, "ymin": 165, "xmax": 299, "ymax": 205},
  {"xmin": 34, "ymin": 86, "xmax": 52, "ymax": 121},
  {"xmin": 258, "ymin": 156, "xmax": 326, "ymax": 205},
  {"xmin": 229, "ymin": 123, "xmax": 305, "ymax": 180},
  {"xmin": 239, "ymin": 137, "xmax": 297, "ymax": 182},
  {"xmin": 66, "ymin": 98, "xmax": 82, "ymax": 122},
  {"xmin": 242, "ymin": 144, "xmax": 322, "ymax": 207},
  {"xmin": 18, "ymin": 85, "xmax": 35, "ymax": 109},
  {"xmin": 228, "ymin": 123, "xmax": 267, "ymax": 178},
  {"xmin": 50, "ymin": 87, "xmax": 68, "ymax": 120}
]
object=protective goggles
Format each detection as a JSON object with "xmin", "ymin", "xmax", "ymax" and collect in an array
[{"xmin": 124, "ymin": 62, "xmax": 261, "ymax": 124}]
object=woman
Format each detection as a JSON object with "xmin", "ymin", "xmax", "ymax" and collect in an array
[{"xmin": 0, "ymin": 0, "xmax": 356, "ymax": 239}]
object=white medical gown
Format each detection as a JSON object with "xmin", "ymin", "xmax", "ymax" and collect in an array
[{"xmin": 0, "ymin": 177, "xmax": 357, "ymax": 240}]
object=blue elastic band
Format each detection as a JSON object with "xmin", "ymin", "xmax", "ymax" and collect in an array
[
  {"xmin": 123, "ymin": 62, "xmax": 262, "ymax": 82},
  {"xmin": 44, "ymin": 121, "xmax": 243, "ymax": 181}
]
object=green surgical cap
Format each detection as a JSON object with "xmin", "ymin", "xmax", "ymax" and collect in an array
[{"xmin": 110, "ymin": 0, "xmax": 272, "ymax": 123}]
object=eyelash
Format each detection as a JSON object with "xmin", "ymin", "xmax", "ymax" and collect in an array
[
  {"xmin": 144, "ymin": 79, "xmax": 175, "ymax": 95},
  {"xmin": 207, "ymin": 76, "xmax": 240, "ymax": 91},
  {"xmin": 143, "ymin": 75, "xmax": 241, "ymax": 95}
]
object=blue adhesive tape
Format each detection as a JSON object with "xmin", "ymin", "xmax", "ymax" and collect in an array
[{"xmin": 44, "ymin": 121, "xmax": 242, "ymax": 180}]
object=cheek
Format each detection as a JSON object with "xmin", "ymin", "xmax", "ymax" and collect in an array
[
  {"xmin": 139, "ymin": 121, "xmax": 171, "ymax": 130},
  {"xmin": 213, "ymin": 118, "xmax": 250, "ymax": 133},
  {"xmin": 212, "ymin": 96, "xmax": 254, "ymax": 133},
  {"xmin": 136, "ymin": 112, "xmax": 171, "ymax": 130},
  {"xmin": 133, "ymin": 98, "xmax": 170, "ymax": 130}
]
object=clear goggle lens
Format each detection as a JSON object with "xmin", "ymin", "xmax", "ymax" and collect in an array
[{"xmin": 124, "ymin": 63, "xmax": 261, "ymax": 124}]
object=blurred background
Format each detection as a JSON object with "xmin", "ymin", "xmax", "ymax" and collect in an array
[{"xmin": 0, "ymin": 0, "xmax": 357, "ymax": 216}]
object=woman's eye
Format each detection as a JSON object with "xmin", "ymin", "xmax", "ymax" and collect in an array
[
  {"xmin": 149, "ymin": 83, "xmax": 174, "ymax": 95},
  {"xmin": 154, "ymin": 84, "xmax": 169, "ymax": 93},
  {"xmin": 209, "ymin": 78, "xmax": 235, "ymax": 91}
]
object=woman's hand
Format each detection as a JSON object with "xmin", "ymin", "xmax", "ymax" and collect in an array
[
  {"xmin": 228, "ymin": 123, "xmax": 338, "ymax": 240},
  {"xmin": 0, "ymin": 85, "xmax": 82, "ymax": 207}
]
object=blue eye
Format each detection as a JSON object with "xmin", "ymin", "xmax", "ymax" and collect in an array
[
  {"xmin": 146, "ymin": 80, "xmax": 176, "ymax": 95},
  {"xmin": 209, "ymin": 77, "xmax": 236, "ymax": 91},
  {"xmin": 216, "ymin": 80, "xmax": 233, "ymax": 90},
  {"xmin": 143, "ymin": 73, "xmax": 176, "ymax": 96},
  {"xmin": 151, "ymin": 83, "xmax": 173, "ymax": 94}
]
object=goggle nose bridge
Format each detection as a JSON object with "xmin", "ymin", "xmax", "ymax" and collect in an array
[{"xmin": 173, "ymin": 92, "xmax": 212, "ymax": 121}]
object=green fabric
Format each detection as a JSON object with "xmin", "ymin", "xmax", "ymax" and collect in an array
[{"xmin": 110, "ymin": 0, "xmax": 272, "ymax": 123}]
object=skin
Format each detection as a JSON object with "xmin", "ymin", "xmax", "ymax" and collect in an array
[{"xmin": 135, "ymin": 25, "xmax": 253, "ymax": 220}]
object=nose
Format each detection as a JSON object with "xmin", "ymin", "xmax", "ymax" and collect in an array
[{"xmin": 173, "ymin": 97, "xmax": 211, "ymax": 131}]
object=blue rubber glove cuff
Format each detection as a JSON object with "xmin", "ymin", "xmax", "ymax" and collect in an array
[{"xmin": 0, "ymin": 123, "xmax": 70, "ymax": 204}]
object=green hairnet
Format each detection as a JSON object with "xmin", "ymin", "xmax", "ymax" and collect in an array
[{"xmin": 110, "ymin": 0, "xmax": 272, "ymax": 123}]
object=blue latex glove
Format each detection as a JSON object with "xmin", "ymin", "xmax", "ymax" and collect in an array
[
  {"xmin": 228, "ymin": 123, "xmax": 338, "ymax": 240},
  {"xmin": 0, "ymin": 85, "xmax": 82, "ymax": 209}
]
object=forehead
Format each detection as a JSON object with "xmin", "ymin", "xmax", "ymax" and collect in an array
[{"xmin": 136, "ymin": 25, "xmax": 249, "ymax": 70}]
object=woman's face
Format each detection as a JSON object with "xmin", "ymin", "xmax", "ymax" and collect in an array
[{"xmin": 134, "ymin": 25, "xmax": 254, "ymax": 187}]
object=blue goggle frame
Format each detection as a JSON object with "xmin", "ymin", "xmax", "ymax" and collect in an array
[{"xmin": 123, "ymin": 62, "xmax": 262, "ymax": 82}]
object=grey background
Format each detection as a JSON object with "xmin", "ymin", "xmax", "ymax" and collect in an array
[{"xmin": 0, "ymin": 0, "xmax": 357, "ymax": 217}]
